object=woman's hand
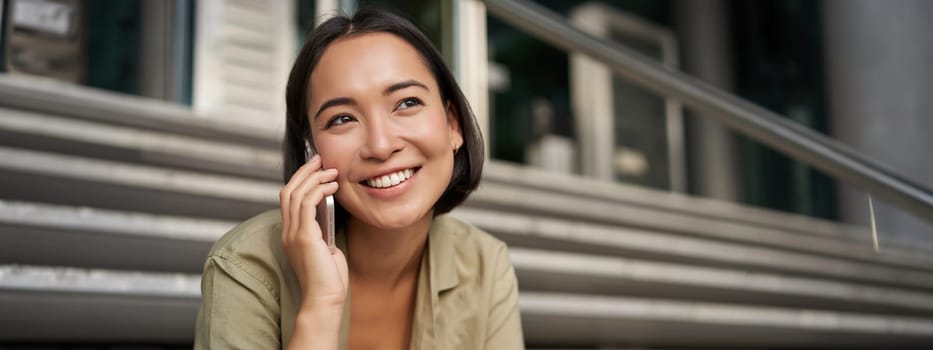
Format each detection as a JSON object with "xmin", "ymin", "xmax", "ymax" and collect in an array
[{"xmin": 280, "ymin": 154, "xmax": 348, "ymax": 348}]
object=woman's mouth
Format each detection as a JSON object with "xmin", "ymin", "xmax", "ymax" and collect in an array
[{"xmin": 363, "ymin": 167, "xmax": 419, "ymax": 189}]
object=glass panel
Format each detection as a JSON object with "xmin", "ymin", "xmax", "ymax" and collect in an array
[
  {"xmin": 296, "ymin": 0, "xmax": 316, "ymax": 41},
  {"xmin": 0, "ymin": 0, "xmax": 9, "ymax": 72},
  {"xmin": 488, "ymin": 1, "xmax": 678, "ymax": 181},
  {"xmin": 730, "ymin": 0, "xmax": 835, "ymax": 219},
  {"xmin": 356, "ymin": 0, "xmax": 444, "ymax": 53},
  {"xmin": 488, "ymin": 14, "xmax": 577, "ymax": 174},
  {"xmin": 86, "ymin": 0, "xmax": 140, "ymax": 95},
  {"xmin": 610, "ymin": 31, "xmax": 670, "ymax": 189}
]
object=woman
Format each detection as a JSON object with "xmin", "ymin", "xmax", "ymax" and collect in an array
[{"xmin": 195, "ymin": 8, "xmax": 524, "ymax": 350}]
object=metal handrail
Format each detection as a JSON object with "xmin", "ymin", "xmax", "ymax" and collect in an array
[{"xmin": 483, "ymin": 0, "xmax": 933, "ymax": 224}]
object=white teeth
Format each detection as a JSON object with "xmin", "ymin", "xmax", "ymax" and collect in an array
[{"xmin": 366, "ymin": 168, "xmax": 415, "ymax": 188}]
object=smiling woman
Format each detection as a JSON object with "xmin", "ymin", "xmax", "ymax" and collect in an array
[{"xmin": 193, "ymin": 8, "xmax": 524, "ymax": 350}]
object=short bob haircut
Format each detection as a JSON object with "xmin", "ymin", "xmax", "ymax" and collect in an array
[{"xmin": 283, "ymin": 8, "xmax": 485, "ymax": 219}]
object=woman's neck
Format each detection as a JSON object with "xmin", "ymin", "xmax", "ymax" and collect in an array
[{"xmin": 345, "ymin": 213, "xmax": 432, "ymax": 288}]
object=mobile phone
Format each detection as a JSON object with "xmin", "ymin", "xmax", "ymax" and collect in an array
[
  {"xmin": 306, "ymin": 140, "xmax": 336, "ymax": 253},
  {"xmin": 318, "ymin": 194, "xmax": 335, "ymax": 253}
]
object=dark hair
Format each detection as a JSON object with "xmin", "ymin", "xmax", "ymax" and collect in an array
[{"xmin": 283, "ymin": 8, "xmax": 484, "ymax": 218}]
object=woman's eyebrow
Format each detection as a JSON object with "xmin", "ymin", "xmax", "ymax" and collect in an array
[
  {"xmin": 313, "ymin": 97, "xmax": 356, "ymax": 121},
  {"xmin": 312, "ymin": 80, "xmax": 427, "ymax": 120},
  {"xmin": 383, "ymin": 80, "xmax": 428, "ymax": 96}
]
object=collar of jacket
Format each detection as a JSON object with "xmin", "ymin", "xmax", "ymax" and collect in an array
[{"xmin": 428, "ymin": 215, "xmax": 461, "ymax": 294}]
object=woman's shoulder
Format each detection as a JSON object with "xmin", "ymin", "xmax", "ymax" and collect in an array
[
  {"xmin": 432, "ymin": 214, "xmax": 506, "ymax": 251},
  {"xmin": 431, "ymin": 214, "xmax": 510, "ymax": 272},
  {"xmin": 206, "ymin": 209, "xmax": 285, "ymax": 268}
]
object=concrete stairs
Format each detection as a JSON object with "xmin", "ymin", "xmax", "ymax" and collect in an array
[{"xmin": 2, "ymin": 76, "xmax": 933, "ymax": 348}]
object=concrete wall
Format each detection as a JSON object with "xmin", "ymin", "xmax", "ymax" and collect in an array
[{"xmin": 822, "ymin": 0, "xmax": 933, "ymax": 249}]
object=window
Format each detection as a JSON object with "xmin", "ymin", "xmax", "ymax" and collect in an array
[{"xmin": 2, "ymin": 0, "xmax": 194, "ymax": 104}]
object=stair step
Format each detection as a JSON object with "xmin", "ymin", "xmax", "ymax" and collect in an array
[
  {"xmin": 511, "ymin": 248, "xmax": 933, "ymax": 316},
  {"xmin": 0, "ymin": 106, "xmax": 280, "ymax": 180},
  {"xmin": 467, "ymin": 182, "xmax": 933, "ymax": 271},
  {"xmin": 520, "ymin": 292, "xmax": 933, "ymax": 347},
  {"xmin": 485, "ymin": 161, "xmax": 905, "ymax": 250},
  {"xmin": 0, "ymin": 265, "xmax": 199, "ymax": 342},
  {"xmin": 0, "ymin": 75, "xmax": 279, "ymax": 146},
  {"xmin": 0, "ymin": 146, "xmax": 277, "ymax": 220},
  {"xmin": 5, "ymin": 265, "xmax": 933, "ymax": 346},
  {"xmin": 453, "ymin": 208, "xmax": 933, "ymax": 291},
  {"xmin": 0, "ymin": 200, "xmax": 235, "ymax": 272}
]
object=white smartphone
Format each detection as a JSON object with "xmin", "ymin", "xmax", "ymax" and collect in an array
[{"xmin": 306, "ymin": 140, "xmax": 336, "ymax": 253}]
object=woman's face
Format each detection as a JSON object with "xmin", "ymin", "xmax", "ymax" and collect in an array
[{"xmin": 307, "ymin": 32, "xmax": 463, "ymax": 230}]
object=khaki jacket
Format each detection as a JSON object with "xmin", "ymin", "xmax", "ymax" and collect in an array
[{"xmin": 195, "ymin": 210, "xmax": 525, "ymax": 349}]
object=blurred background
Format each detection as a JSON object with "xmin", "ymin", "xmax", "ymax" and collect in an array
[{"xmin": 1, "ymin": 0, "xmax": 933, "ymax": 348}]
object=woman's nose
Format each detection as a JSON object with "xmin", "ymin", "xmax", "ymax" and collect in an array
[{"xmin": 359, "ymin": 117, "xmax": 403, "ymax": 161}]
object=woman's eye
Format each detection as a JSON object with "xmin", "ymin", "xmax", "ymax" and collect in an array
[
  {"xmin": 327, "ymin": 114, "xmax": 355, "ymax": 128},
  {"xmin": 395, "ymin": 97, "xmax": 423, "ymax": 111}
]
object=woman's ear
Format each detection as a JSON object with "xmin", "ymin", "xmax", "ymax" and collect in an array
[{"xmin": 446, "ymin": 102, "xmax": 464, "ymax": 152}]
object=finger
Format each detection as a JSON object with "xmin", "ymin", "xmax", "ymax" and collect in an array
[
  {"xmin": 310, "ymin": 177, "xmax": 340, "ymax": 198},
  {"xmin": 296, "ymin": 181, "xmax": 340, "ymax": 245},
  {"xmin": 311, "ymin": 167, "xmax": 339, "ymax": 185},
  {"xmin": 298, "ymin": 153, "xmax": 323, "ymax": 173},
  {"xmin": 288, "ymin": 168, "xmax": 338, "ymax": 243},
  {"xmin": 286, "ymin": 162, "xmax": 329, "ymax": 242},
  {"xmin": 298, "ymin": 180, "xmax": 340, "ymax": 227},
  {"xmin": 283, "ymin": 154, "xmax": 322, "ymax": 204},
  {"xmin": 289, "ymin": 167, "xmax": 337, "ymax": 211},
  {"xmin": 281, "ymin": 154, "xmax": 321, "ymax": 241},
  {"xmin": 280, "ymin": 189, "xmax": 290, "ymax": 245}
]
